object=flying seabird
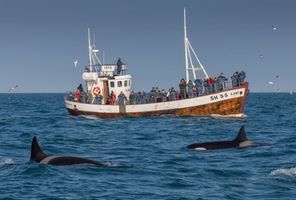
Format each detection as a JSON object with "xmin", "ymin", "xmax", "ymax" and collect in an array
[
  {"xmin": 8, "ymin": 85, "xmax": 18, "ymax": 92},
  {"xmin": 74, "ymin": 59, "xmax": 78, "ymax": 68}
]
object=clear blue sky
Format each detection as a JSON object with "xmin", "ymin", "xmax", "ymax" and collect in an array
[{"xmin": 1, "ymin": 0, "xmax": 295, "ymax": 93}]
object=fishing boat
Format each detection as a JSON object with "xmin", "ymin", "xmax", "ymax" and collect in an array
[{"xmin": 64, "ymin": 9, "xmax": 249, "ymax": 118}]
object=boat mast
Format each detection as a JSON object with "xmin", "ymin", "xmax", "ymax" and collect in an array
[
  {"xmin": 87, "ymin": 28, "xmax": 102, "ymax": 72},
  {"xmin": 184, "ymin": 8, "xmax": 190, "ymax": 83},
  {"xmin": 183, "ymin": 8, "xmax": 209, "ymax": 81}
]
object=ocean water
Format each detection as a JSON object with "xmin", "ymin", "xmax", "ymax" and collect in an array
[{"xmin": 0, "ymin": 93, "xmax": 296, "ymax": 199}]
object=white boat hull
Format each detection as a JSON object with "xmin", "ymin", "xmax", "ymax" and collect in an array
[{"xmin": 65, "ymin": 83, "xmax": 249, "ymax": 118}]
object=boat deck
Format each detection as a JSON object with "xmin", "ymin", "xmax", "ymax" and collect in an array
[{"xmin": 65, "ymin": 82, "xmax": 249, "ymax": 118}]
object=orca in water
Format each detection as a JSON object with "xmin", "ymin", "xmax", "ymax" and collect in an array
[
  {"xmin": 187, "ymin": 126, "xmax": 259, "ymax": 150},
  {"xmin": 30, "ymin": 136, "xmax": 106, "ymax": 166}
]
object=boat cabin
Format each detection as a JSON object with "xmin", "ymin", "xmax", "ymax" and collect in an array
[{"xmin": 82, "ymin": 63, "xmax": 132, "ymax": 105}]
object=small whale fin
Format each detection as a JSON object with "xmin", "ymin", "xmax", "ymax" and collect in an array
[
  {"xmin": 234, "ymin": 126, "xmax": 248, "ymax": 142},
  {"xmin": 30, "ymin": 136, "xmax": 47, "ymax": 162}
]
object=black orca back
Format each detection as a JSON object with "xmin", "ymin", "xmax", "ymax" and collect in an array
[
  {"xmin": 187, "ymin": 140, "xmax": 236, "ymax": 150},
  {"xmin": 187, "ymin": 125, "xmax": 249, "ymax": 150},
  {"xmin": 234, "ymin": 126, "xmax": 248, "ymax": 142},
  {"xmin": 47, "ymin": 157, "xmax": 105, "ymax": 166},
  {"xmin": 30, "ymin": 136, "xmax": 47, "ymax": 162},
  {"xmin": 30, "ymin": 136, "xmax": 106, "ymax": 167}
]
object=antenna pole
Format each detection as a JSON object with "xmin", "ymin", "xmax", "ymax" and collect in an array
[
  {"xmin": 184, "ymin": 8, "xmax": 189, "ymax": 83},
  {"xmin": 88, "ymin": 28, "xmax": 93, "ymax": 71}
]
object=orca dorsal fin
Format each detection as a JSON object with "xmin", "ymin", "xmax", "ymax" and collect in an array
[
  {"xmin": 30, "ymin": 136, "xmax": 47, "ymax": 162},
  {"xmin": 234, "ymin": 126, "xmax": 248, "ymax": 142}
]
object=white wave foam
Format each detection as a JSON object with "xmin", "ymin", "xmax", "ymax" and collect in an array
[
  {"xmin": 210, "ymin": 113, "xmax": 248, "ymax": 118},
  {"xmin": 102, "ymin": 162, "xmax": 131, "ymax": 168},
  {"xmin": 103, "ymin": 162, "xmax": 120, "ymax": 167},
  {"xmin": 0, "ymin": 158, "xmax": 14, "ymax": 167},
  {"xmin": 270, "ymin": 167, "xmax": 296, "ymax": 177},
  {"xmin": 80, "ymin": 115, "xmax": 101, "ymax": 120}
]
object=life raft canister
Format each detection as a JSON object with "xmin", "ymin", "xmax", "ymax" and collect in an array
[{"xmin": 92, "ymin": 85, "xmax": 101, "ymax": 96}]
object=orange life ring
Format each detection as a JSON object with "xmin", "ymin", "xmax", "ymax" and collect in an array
[{"xmin": 92, "ymin": 86, "xmax": 101, "ymax": 96}]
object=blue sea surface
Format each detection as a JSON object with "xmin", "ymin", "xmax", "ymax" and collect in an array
[{"xmin": 0, "ymin": 93, "xmax": 296, "ymax": 199}]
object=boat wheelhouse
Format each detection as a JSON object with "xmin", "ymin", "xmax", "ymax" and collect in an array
[
  {"xmin": 64, "ymin": 9, "xmax": 249, "ymax": 118},
  {"xmin": 79, "ymin": 29, "xmax": 132, "ymax": 105}
]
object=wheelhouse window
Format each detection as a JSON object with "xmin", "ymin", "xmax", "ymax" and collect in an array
[
  {"xmin": 124, "ymin": 80, "xmax": 128, "ymax": 87},
  {"xmin": 117, "ymin": 81, "xmax": 122, "ymax": 87},
  {"xmin": 110, "ymin": 81, "xmax": 115, "ymax": 88}
]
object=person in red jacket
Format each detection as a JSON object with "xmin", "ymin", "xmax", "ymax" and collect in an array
[
  {"xmin": 207, "ymin": 77, "xmax": 214, "ymax": 93},
  {"xmin": 109, "ymin": 91, "xmax": 116, "ymax": 105},
  {"xmin": 75, "ymin": 89, "xmax": 81, "ymax": 102}
]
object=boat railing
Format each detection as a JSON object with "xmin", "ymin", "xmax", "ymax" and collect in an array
[
  {"xmin": 222, "ymin": 80, "xmax": 232, "ymax": 90},
  {"xmin": 84, "ymin": 64, "xmax": 101, "ymax": 72},
  {"xmin": 65, "ymin": 80, "xmax": 246, "ymax": 106},
  {"xmin": 83, "ymin": 64, "xmax": 127, "ymax": 77}
]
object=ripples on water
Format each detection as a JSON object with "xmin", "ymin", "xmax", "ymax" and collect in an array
[{"xmin": 0, "ymin": 93, "xmax": 296, "ymax": 199}]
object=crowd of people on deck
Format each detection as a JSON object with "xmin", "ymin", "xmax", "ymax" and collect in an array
[
  {"xmin": 68, "ymin": 71, "xmax": 246, "ymax": 105},
  {"xmin": 68, "ymin": 85, "xmax": 129, "ymax": 106},
  {"xmin": 127, "ymin": 71, "xmax": 246, "ymax": 105}
]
